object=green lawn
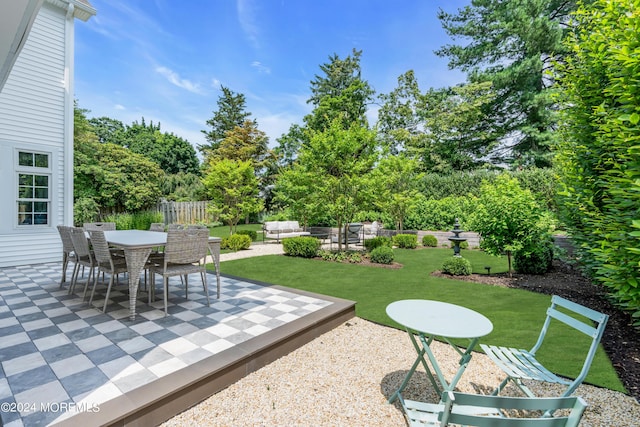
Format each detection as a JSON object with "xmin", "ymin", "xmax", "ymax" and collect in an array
[{"xmin": 212, "ymin": 247, "xmax": 625, "ymax": 393}]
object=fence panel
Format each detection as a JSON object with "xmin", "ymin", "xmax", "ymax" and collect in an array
[{"xmin": 157, "ymin": 201, "xmax": 211, "ymax": 225}]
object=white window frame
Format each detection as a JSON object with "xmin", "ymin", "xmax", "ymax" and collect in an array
[{"xmin": 16, "ymin": 149, "xmax": 52, "ymax": 227}]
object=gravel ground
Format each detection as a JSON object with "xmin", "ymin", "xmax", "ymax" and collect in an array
[{"xmin": 163, "ymin": 318, "xmax": 639, "ymax": 426}]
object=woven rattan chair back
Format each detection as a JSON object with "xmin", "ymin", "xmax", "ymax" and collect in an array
[
  {"xmin": 56, "ymin": 225, "xmax": 76, "ymax": 288},
  {"xmin": 149, "ymin": 223, "xmax": 165, "ymax": 232},
  {"xmin": 164, "ymin": 228, "xmax": 209, "ymax": 265},
  {"xmin": 83, "ymin": 222, "xmax": 116, "ymax": 231},
  {"xmin": 88, "ymin": 230, "xmax": 114, "ymax": 268}
]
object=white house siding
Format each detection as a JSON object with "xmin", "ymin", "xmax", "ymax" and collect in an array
[{"xmin": 0, "ymin": 2, "xmax": 70, "ymax": 267}]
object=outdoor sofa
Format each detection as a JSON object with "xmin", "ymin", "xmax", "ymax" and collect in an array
[{"xmin": 263, "ymin": 221, "xmax": 310, "ymax": 242}]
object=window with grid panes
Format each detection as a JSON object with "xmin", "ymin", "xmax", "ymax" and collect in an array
[{"xmin": 17, "ymin": 151, "xmax": 50, "ymax": 226}]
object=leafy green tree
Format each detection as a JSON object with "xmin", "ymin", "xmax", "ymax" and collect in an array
[
  {"xmin": 555, "ymin": 0, "xmax": 640, "ymax": 323},
  {"xmin": 160, "ymin": 172, "xmax": 207, "ymax": 201},
  {"xmin": 88, "ymin": 116, "xmax": 126, "ymax": 144},
  {"xmin": 469, "ymin": 173, "xmax": 549, "ymax": 275},
  {"xmin": 200, "ymin": 86, "xmax": 253, "ymax": 161},
  {"xmin": 437, "ymin": 0, "xmax": 578, "ymax": 167},
  {"xmin": 378, "ymin": 72, "xmax": 495, "ymax": 172},
  {"xmin": 121, "ymin": 119, "xmax": 200, "ymax": 175},
  {"xmin": 371, "ymin": 155, "xmax": 423, "ymax": 231},
  {"xmin": 277, "ymin": 120, "xmax": 378, "ymax": 250},
  {"xmin": 74, "ymin": 107, "xmax": 164, "ymax": 214},
  {"xmin": 203, "ymin": 159, "xmax": 263, "ymax": 234},
  {"xmin": 304, "ymin": 48, "xmax": 375, "ymax": 132}
]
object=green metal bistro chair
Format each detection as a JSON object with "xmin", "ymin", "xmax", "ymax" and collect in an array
[
  {"xmin": 401, "ymin": 391, "xmax": 587, "ymax": 426},
  {"xmin": 480, "ymin": 295, "xmax": 608, "ymax": 400}
]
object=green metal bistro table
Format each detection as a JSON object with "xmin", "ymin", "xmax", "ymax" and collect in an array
[{"xmin": 387, "ymin": 299, "xmax": 493, "ymax": 403}]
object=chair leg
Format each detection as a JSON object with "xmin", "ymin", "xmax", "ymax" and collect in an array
[
  {"xmin": 184, "ymin": 275, "xmax": 189, "ymax": 299},
  {"xmin": 103, "ymin": 274, "xmax": 116, "ymax": 313},
  {"xmin": 82, "ymin": 266, "xmax": 95, "ymax": 301},
  {"xmin": 60, "ymin": 254, "xmax": 68, "ymax": 288},
  {"xmin": 202, "ymin": 270, "xmax": 210, "ymax": 306},
  {"xmin": 89, "ymin": 269, "xmax": 104, "ymax": 305},
  {"xmin": 163, "ymin": 277, "xmax": 169, "ymax": 316},
  {"xmin": 68, "ymin": 263, "xmax": 80, "ymax": 295}
]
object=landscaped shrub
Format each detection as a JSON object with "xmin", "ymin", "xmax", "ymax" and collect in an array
[
  {"xmin": 514, "ymin": 238, "xmax": 554, "ymax": 275},
  {"xmin": 364, "ymin": 236, "xmax": 392, "ymax": 252},
  {"xmin": 393, "ymin": 234, "xmax": 418, "ymax": 249},
  {"xmin": 318, "ymin": 250, "xmax": 363, "ymax": 263},
  {"xmin": 222, "ymin": 234, "xmax": 252, "ymax": 251},
  {"xmin": 282, "ymin": 237, "xmax": 320, "ymax": 258},
  {"xmin": 235, "ymin": 229, "xmax": 257, "ymax": 241},
  {"xmin": 404, "ymin": 196, "xmax": 477, "ymax": 231},
  {"xmin": 422, "ymin": 234, "xmax": 438, "ymax": 247},
  {"xmin": 370, "ymin": 246, "xmax": 394, "ymax": 264},
  {"xmin": 103, "ymin": 210, "xmax": 164, "ymax": 230},
  {"xmin": 441, "ymin": 257, "xmax": 472, "ymax": 276}
]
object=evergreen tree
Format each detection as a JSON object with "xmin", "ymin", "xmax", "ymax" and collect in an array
[{"xmin": 436, "ymin": 0, "xmax": 579, "ymax": 167}]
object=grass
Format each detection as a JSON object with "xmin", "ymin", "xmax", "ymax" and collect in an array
[{"xmin": 213, "ymin": 247, "xmax": 625, "ymax": 393}]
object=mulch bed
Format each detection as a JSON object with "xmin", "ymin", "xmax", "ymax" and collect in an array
[{"xmin": 433, "ymin": 260, "xmax": 640, "ymax": 401}]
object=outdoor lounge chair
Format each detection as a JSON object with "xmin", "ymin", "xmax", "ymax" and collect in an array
[
  {"xmin": 68, "ymin": 226, "xmax": 96, "ymax": 299},
  {"xmin": 331, "ymin": 223, "xmax": 363, "ymax": 245},
  {"xmin": 400, "ymin": 391, "xmax": 587, "ymax": 426},
  {"xmin": 480, "ymin": 295, "xmax": 609, "ymax": 400}
]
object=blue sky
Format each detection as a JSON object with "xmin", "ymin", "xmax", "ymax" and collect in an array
[{"xmin": 74, "ymin": 0, "xmax": 470, "ymax": 152}]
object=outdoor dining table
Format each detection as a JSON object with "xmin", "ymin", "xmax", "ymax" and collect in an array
[
  {"xmin": 386, "ymin": 299, "xmax": 493, "ymax": 403},
  {"xmin": 102, "ymin": 230, "xmax": 221, "ymax": 321}
]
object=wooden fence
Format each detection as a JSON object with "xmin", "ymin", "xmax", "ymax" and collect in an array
[{"xmin": 157, "ymin": 201, "xmax": 212, "ymax": 225}]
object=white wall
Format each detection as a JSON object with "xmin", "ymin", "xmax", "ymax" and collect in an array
[{"xmin": 0, "ymin": 2, "xmax": 69, "ymax": 267}]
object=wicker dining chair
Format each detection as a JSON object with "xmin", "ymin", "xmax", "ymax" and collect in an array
[
  {"xmin": 88, "ymin": 230, "xmax": 131, "ymax": 313},
  {"xmin": 56, "ymin": 225, "xmax": 77, "ymax": 289},
  {"xmin": 149, "ymin": 228, "xmax": 210, "ymax": 315},
  {"xmin": 149, "ymin": 222, "xmax": 165, "ymax": 232},
  {"xmin": 68, "ymin": 227, "xmax": 96, "ymax": 299},
  {"xmin": 83, "ymin": 222, "xmax": 116, "ymax": 231}
]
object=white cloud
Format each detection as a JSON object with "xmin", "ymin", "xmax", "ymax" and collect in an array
[
  {"xmin": 251, "ymin": 61, "xmax": 271, "ymax": 74},
  {"xmin": 211, "ymin": 78, "xmax": 221, "ymax": 89},
  {"xmin": 114, "ymin": 104, "xmax": 126, "ymax": 110},
  {"xmin": 155, "ymin": 66, "xmax": 204, "ymax": 94},
  {"xmin": 237, "ymin": 0, "xmax": 261, "ymax": 49}
]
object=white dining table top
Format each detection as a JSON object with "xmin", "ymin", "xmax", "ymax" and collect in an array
[
  {"xmin": 386, "ymin": 299, "xmax": 493, "ymax": 339},
  {"xmin": 102, "ymin": 229, "xmax": 222, "ymax": 249}
]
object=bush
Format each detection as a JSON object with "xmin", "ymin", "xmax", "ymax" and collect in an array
[
  {"xmin": 441, "ymin": 257, "xmax": 472, "ymax": 276},
  {"xmin": 103, "ymin": 210, "xmax": 165, "ymax": 230},
  {"xmin": 370, "ymin": 246, "xmax": 394, "ymax": 264},
  {"xmin": 222, "ymin": 234, "xmax": 252, "ymax": 251},
  {"xmin": 364, "ymin": 236, "xmax": 392, "ymax": 252},
  {"xmin": 282, "ymin": 237, "xmax": 320, "ymax": 258},
  {"xmin": 422, "ymin": 234, "xmax": 438, "ymax": 247},
  {"xmin": 405, "ymin": 196, "xmax": 477, "ymax": 231},
  {"xmin": 514, "ymin": 238, "xmax": 554, "ymax": 275},
  {"xmin": 318, "ymin": 250, "xmax": 362, "ymax": 263},
  {"xmin": 393, "ymin": 234, "xmax": 418, "ymax": 249},
  {"xmin": 235, "ymin": 229, "xmax": 257, "ymax": 241}
]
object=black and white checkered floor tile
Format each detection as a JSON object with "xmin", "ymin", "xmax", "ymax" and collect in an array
[{"xmin": 0, "ymin": 263, "xmax": 332, "ymax": 426}]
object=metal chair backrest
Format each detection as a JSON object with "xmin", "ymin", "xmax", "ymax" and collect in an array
[
  {"xmin": 532, "ymin": 295, "xmax": 609, "ymax": 392},
  {"xmin": 83, "ymin": 222, "xmax": 116, "ymax": 231},
  {"xmin": 164, "ymin": 228, "xmax": 209, "ymax": 265},
  {"xmin": 438, "ymin": 392, "xmax": 587, "ymax": 427}
]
